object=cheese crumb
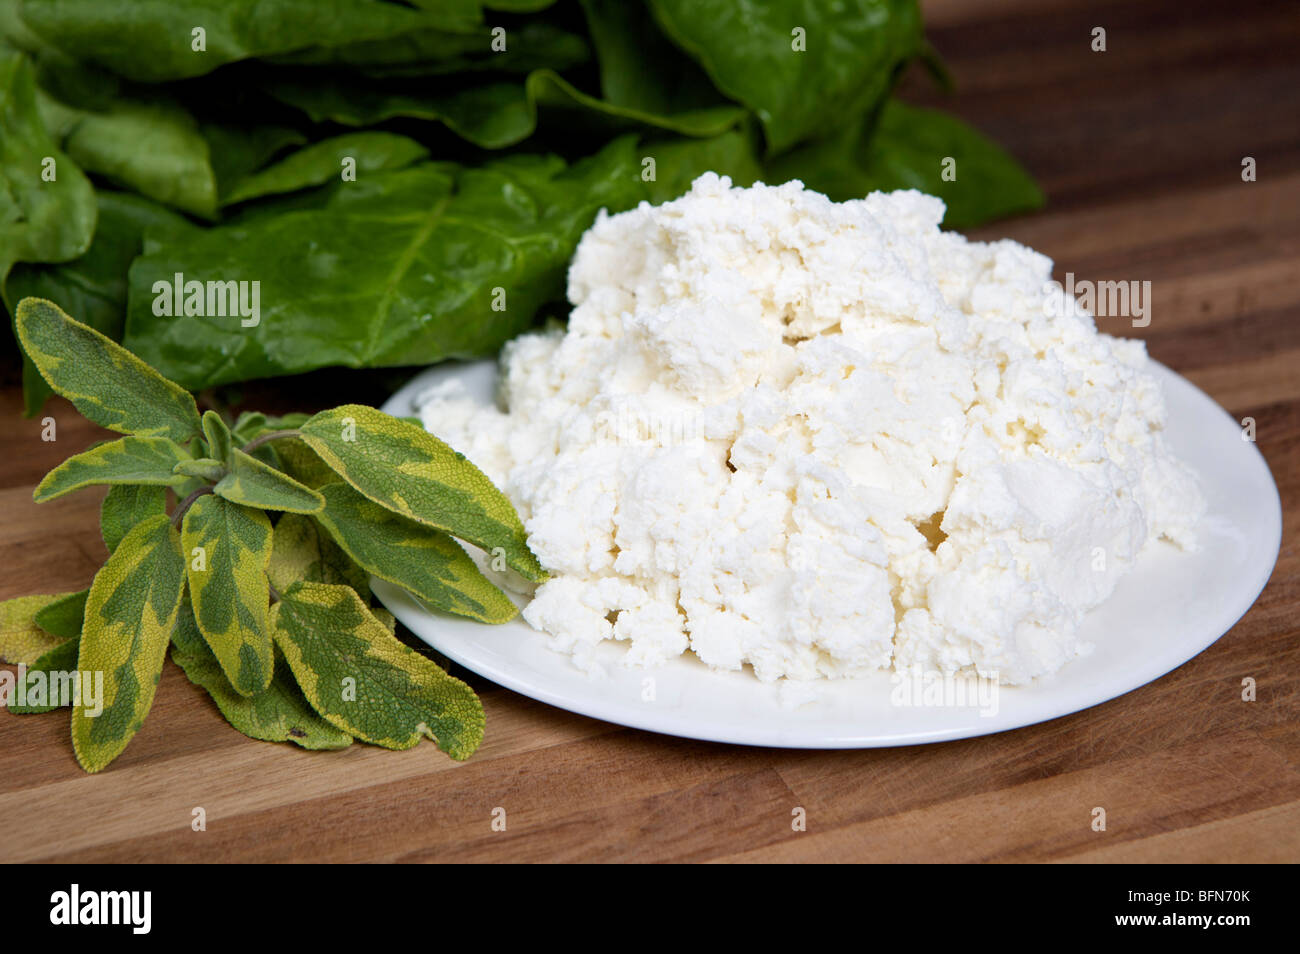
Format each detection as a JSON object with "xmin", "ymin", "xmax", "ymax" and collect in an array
[{"xmin": 417, "ymin": 174, "xmax": 1205, "ymax": 685}]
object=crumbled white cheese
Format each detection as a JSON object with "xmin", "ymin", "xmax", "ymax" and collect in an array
[{"xmin": 417, "ymin": 174, "xmax": 1205, "ymax": 685}]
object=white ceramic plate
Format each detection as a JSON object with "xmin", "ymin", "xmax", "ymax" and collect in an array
[{"xmin": 375, "ymin": 360, "xmax": 1281, "ymax": 748}]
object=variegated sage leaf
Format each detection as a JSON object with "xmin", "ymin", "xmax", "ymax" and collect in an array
[
  {"xmin": 299, "ymin": 405, "xmax": 544, "ymax": 581},
  {"xmin": 314, "ymin": 482, "xmax": 517, "ymax": 624},
  {"xmin": 267, "ymin": 512, "xmax": 370, "ymax": 601},
  {"xmin": 230, "ymin": 412, "xmax": 268, "ymax": 444},
  {"xmin": 270, "ymin": 438, "xmax": 337, "ymax": 490},
  {"xmin": 8, "ymin": 637, "xmax": 80, "ymax": 714},
  {"xmin": 33, "ymin": 589, "xmax": 88, "ymax": 641},
  {"xmin": 34, "ymin": 435, "xmax": 189, "ymax": 502},
  {"xmin": 181, "ymin": 494, "xmax": 274, "ymax": 696},
  {"xmin": 370, "ymin": 606, "xmax": 396, "ymax": 635},
  {"xmin": 213, "ymin": 447, "xmax": 323, "ymax": 513},
  {"xmin": 0, "ymin": 593, "xmax": 75, "ymax": 664},
  {"xmin": 271, "ymin": 581, "xmax": 484, "ymax": 760},
  {"xmin": 101, "ymin": 485, "xmax": 168, "ymax": 554},
  {"xmin": 72, "ymin": 514, "xmax": 186, "ymax": 773},
  {"xmin": 173, "ymin": 457, "xmax": 228, "ymax": 482},
  {"xmin": 171, "ymin": 598, "xmax": 351, "ymax": 750},
  {"xmin": 15, "ymin": 298, "xmax": 201, "ymax": 442},
  {"xmin": 201, "ymin": 410, "xmax": 233, "ymax": 463}
]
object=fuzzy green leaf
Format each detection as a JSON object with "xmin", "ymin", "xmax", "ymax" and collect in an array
[
  {"xmin": 272, "ymin": 581, "xmax": 484, "ymax": 759},
  {"xmin": 201, "ymin": 410, "xmax": 233, "ymax": 463},
  {"xmin": 72, "ymin": 514, "xmax": 186, "ymax": 773},
  {"xmin": 267, "ymin": 511, "xmax": 370, "ymax": 602},
  {"xmin": 8, "ymin": 636, "xmax": 79, "ymax": 714},
  {"xmin": 0, "ymin": 592, "xmax": 73, "ymax": 664},
  {"xmin": 230, "ymin": 411, "xmax": 268, "ymax": 445},
  {"xmin": 100, "ymin": 484, "xmax": 168, "ymax": 554},
  {"xmin": 181, "ymin": 494, "xmax": 274, "ymax": 696},
  {"xmin": 213, "ymin": 447, "xmax": 324, "ymax": 514},
  {"xmin": 314, "ymin": 482, "xmax": 517, "ymax": 623},
  {"xmin": 14, "ymin": 297, "xmax": 202, "ymax": 442},
  {"xmin": 170, "ymin": 597, "xmax": 351, "ymax": 749},
  {"xmin": 270, "ymin": 438, "xmax": 339, "ymax": 490},
  {"xmin": 33, "ymin": 434, "xmax": 188, "ymax": 502},
  {"xmin": 173, "ymin": 457, "xmax": 227, "ymax": 482},
  {"xmin": 32, "ymin": 588, "xmax": 87, "ymax": 640},
  {"xmin": 299, "ymin": 405, "xmax": 544, "ymax": 582}
]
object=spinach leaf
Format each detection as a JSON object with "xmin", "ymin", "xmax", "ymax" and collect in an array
[
  {"xmin": 647, "ymin": 0, "xmax": 922, "ymax": 154},
  {"xmin": 581, "ymin": 0, "xmax": 733, "ymax": 117},
  {"xmin": 201, "ymin": 122, "xmax": 308, "ymax": 202},
  {"xmin": 273, "ymin": 21, "xmax": 589, "ymax": 78},
  {"xmin": 643, "ymin": 127, "xmax": 763, "ymax": 204},
  {"xmin": 121, "ymin": 137, "xmax": 646, "ymax": 388},
  {"xmin": 38, "ymin": 89, "xmax": 219, "ymax": 217},
  {"xmin": 5, "ymin": 191, "xmax": 189, "ymax": 338},
  {"xmin": 0, "ymin": 49, "xmax": 94, "ymax": 282},
  {"xmin": 267, "ymin": 77, "xmax": 535, "ymax": 150},
  {"xmin": 271, "ymin": 68, "xmax": 745, "ymax": 149},
  {"xmin": 221, "ymin": 132, "xmax": 429, "ymax": 206},
  {"xmin": 767, "ymin": 99, "xmax": 1044, "ymax": 228},
  {"xmin": 18, "ymin": 0, "xmax": 477, "ymax": 82}
]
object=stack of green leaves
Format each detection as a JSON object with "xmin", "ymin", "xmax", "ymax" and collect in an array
[
  {"xmin": 0, "ymin": 297, "xmax": 545, "ymax": 772},
  {"xmin": 1, "ymin": 0, "xmax": 1043, "ymax": 415}
]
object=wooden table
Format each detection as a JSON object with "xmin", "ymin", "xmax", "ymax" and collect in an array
[{"xmin": 2, "ymin": 0, "xmax": 1296, "ymax": 863}]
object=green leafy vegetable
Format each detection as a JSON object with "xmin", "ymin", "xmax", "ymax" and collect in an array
[
  {"xmin": 34, "ymin": 434, "xmax": 189, "ymax": 501},
  {"xmin": 221, "ymin": 132, "xmax": 428, "ymax": 206},
  {"xmin": 101, "ymin": 484, "xmax": 168, "ymax": 553},
  {"xmin": 272, "ymin": 581, "xmax": 485, "ymax": 759},
  {"xmin": 181, "ymin": 493, "xmax": 274, "ymax": 695},
  {"xmin": 72, "ymin": 513, "xmax": 186, "ymax": 773},
  {"xmin": 0, "ymin": 591, "xmax": 74, "ymax": 664},
  {"xmin": 8, "ymin": 295, "xmax": 537, "ymax": 771},
  {"xmin": 122, "ymin": 139, "xmax": 643, "ymax": 388},
  {"xmin": 314, "ymin": 482, "xmax": 517, "ymax": 623},
  {"xmin": 6, "ymin": 635, "xmax": 79, "ymax": 714},
  {"xmin": 267, "ymin": 511, "xmax": 371, "ymax": 601},
  {"xmin": 213, "ymin": 448, "xmax": 323, "ymax": 513},
  {"xmin": 201, "ymin": 410, "xmax": 233, "ymax": 462},
  {"xmin": 4, "ymin": 192, "xmax": 189, "ymax": 414},
  {"xmin": 647, "ymin": 0, "xmax": 922, "ymax": 154},
  {"xmin": 170, "ymin": 598, "xmax": 352, "ymax": 749},
  {"xmin": 816, "ymin": 99, "xmax": 1044, "ymax": 228},
  {"xmin": 31, "ymin": 587, "xmax": 87, "ymax": 639},
  {"xmin": 19, "ymin": 0, "xmax": 473, "ymax": 82},
  {"xmin": 300, "ymin": 404, "xmax": 544, "ymax": 581},
  {"xmin": 0, "ymin": 49, "xmax": 95, "ymax": 282},
  {"xmin": 16, "ymin": 297, "xmax": 201, "ymax": 440},
  {"xmin": 39, "ymin": 89, "xmax": 219, "ymax": 217}
]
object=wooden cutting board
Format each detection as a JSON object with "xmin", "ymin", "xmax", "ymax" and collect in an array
[{"xmin": 1, "ymin": 0, "xmax": 1296, "ymax": 862}]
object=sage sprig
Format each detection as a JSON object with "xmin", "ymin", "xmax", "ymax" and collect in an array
[{"xmin": 0, "ymin": 297, "xmax": 536, "ymax": 772}]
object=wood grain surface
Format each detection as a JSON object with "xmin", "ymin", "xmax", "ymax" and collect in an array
[{"xmin": 2, "ymin": 0, "xmax": 1297, "ymax": 863}]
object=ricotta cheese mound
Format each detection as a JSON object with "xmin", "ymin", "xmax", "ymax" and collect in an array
[{"xmin": 416, "ymin": 174, "xmax": 1205, "ymax": 685}]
